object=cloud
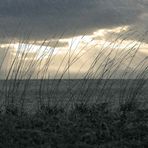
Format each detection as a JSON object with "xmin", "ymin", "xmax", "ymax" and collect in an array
[
  {"xmin": 0, "ymin": 0, "xmax": 148, "ymax": 79},
  {"xmin": 92, "ymin": 1, "xmax": 148, "ymax": 43},
  {"xmin": 0, "ymin": 0, "xmax": 143, "ymax": 41}
]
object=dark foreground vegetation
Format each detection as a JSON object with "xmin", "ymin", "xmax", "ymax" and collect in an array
[{"xmin": 0, "ymin": 103, "xmax": 147, "ymax": 148}]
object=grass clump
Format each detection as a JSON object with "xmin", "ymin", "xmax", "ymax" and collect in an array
[
  {"xmin": 0, "ymin": 103, "xmax": 147, "ymax": 148},
  {"xmin": 0, "ymin": 28, "xmax": 147, "ymax": 148}
]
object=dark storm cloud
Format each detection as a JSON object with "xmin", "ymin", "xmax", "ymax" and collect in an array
[{"xmin": 0, "ymin": 0, "xmax": 145, "ymax": 41}]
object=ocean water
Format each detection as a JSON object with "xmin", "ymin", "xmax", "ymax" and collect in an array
[{"xmin": 0, "ymin": 79, "xmax": 147, "ymax": 112}]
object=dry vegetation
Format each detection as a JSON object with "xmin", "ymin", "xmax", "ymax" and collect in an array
[{"xmin": 0, "ymin": 30, "xmax": 148, "ymax": 147}]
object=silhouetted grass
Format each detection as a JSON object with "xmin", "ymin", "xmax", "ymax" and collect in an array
[
  {"xmin": 0, "ymin": 29, "xmax": 148, "ymax": 147},
  {"xmin": 0, "ymin": 30, "xmax": 147, "ymax": 111}
]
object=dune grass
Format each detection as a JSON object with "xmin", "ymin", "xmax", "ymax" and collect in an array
[
  {"xmin": 0, "ymin": 30, "xmax": 147, "ymax": 110},
  {"xmin": 0, "ymin": 29, "xmax": 148, "ymax": 147}
]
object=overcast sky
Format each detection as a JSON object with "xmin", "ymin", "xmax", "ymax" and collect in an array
[
  {"xmin": 0, "ymin": 0, "xmax": 147, "ymax": 40},
  {"xmin": 0, "ymin": 0, "xmax": 148, "ymax": 79}
]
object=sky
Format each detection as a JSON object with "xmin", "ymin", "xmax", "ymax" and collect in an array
[{"xmin": 0, "ymin": 0, "xmax": 148, "ymax": 79}]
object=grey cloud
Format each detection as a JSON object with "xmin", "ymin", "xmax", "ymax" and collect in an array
[
  {"xmin": 97, "ymin": 1, "xmax": 148, "ymax": 43},
  {"xmin": 36, "ymin": 40, "xmax": 68, "ymax": 48},
  {"xmin": 0, "ymin": 0, "xmax": 143, "ymax": 41}
]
